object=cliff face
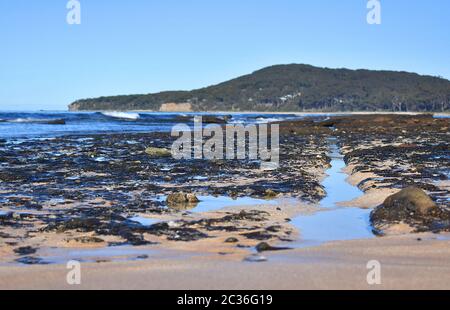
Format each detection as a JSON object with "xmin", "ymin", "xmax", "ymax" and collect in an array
[
  {"xmin": 159, "ymin": 103, "xmax": 193, "ymax": 112},
  {"xmin": 69, "ymin": 64, "xmax": 450, "ymax": 112},
  {"xmin": 68, "ymin": 102, "xmax": 82, "ymax": 111}
]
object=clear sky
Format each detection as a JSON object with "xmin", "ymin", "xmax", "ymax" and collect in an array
[{"xmin": 0, "ymin": 0, "xmax": 449, "ymax": 110}]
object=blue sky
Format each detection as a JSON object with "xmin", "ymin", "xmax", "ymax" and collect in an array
[{"xmin": 0, "ymin": 0, "xmax": 449, "ymax": 110}]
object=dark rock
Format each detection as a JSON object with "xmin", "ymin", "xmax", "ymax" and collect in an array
[
  {"xmin": 14, "ymin": 246, "xmax": 37, "ymax": 256},
  {"xmin": 15, "ymin": 256, "xmax": 49, "ymax": 265},
  {"xmin": 0, "ymin": 232, "xmax": 12, "ymax": 238},
  {"xmin": 255, "ymin": 242, "xmax": 291, "ymax": 252},
  {"xmin": 44, "ymin": 217, "xmax": 102, "ymax": 233},
  {"xmin": 266, "ymin": 225, "xmax": 283, "ymax": 233},
  {"xmin": 144, "ymin": 147, "xmax": 171, "ymax": 158},
  {"xmin": 222, "ymin": 210, "xmax": 269, "ymax": 222},
  {"xmin": 224, "ymin": 237, "xmax": 239, "ymax": 243},
  {"xmin": 382, "ymin": 187, "xmax": 437, "ymax": 215},
  {"xmin": 136, "ymin": 255, "xmax": 149, "ymax": 260},
  {"xmin": 69, "ymin": 236, "xmax": 105, "ymax": 244},
  {"xmin": 241, "ymin": 231, "xmax": 273, "ymax": 241},
  {"xmin": 264, "ymin": 189, "xmax": 278, "ymax": 198},
  {"xmin": 371, "ymin": 186, "xmax": 450, "ymax": 234},
  {"xmin": 166, "ymin": 192, "xmax": 199, "ymax": 206},
  {"xmin": 147, "ymin": 222, "xmax": 209, "ymax": 242},
  {"xmin": 202, "ymin": 115, "xmax": 231, "ymax": 124},
  {"xmin": 122, "ymin": 233, "xmax": 150, "ymax": 246},
  {"xmin": 318, "ymin": 120, "xmax": 337, "ymax": 128},
  {"xmin": 23, "ymin": 203, "xmax": 43, "ymax": 210}
]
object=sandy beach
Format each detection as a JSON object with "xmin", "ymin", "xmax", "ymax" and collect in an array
[{"xmin": 1, "ymin": 232, "xmax": 450, "ymax": 290}]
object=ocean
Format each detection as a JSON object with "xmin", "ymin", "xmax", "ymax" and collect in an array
[
  {"xmin": 1, "ymin": 110, "xmax": 447, "ymax": 140},
  {"xmin": 0, "ymin": 111, "xmax": 305, "ymax": 140}
]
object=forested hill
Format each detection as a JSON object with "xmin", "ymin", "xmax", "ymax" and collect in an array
[{"xmin": 69, "ymin": 64, "xmax": 450, "ymax": 112}]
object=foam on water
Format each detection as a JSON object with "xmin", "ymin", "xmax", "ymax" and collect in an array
[{"xmin": 101, "ymin": 111, "xmax": 141, "ymax": 120}]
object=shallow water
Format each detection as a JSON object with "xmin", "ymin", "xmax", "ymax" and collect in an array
[
  {"xmin": 27, "ymin": 245, "xmax": 161, "ymax": 265},
  {"xmin": 7, "ymin": 243, "xmax": 206, "ymax": 266},
  {"xmin": 147, "ymin": 195, "xmax": 277, "ymax": 213},
  {"xmin": 433, "ymin": 114, "xmax": 450, "ymax": 119},
  {"xmin": 290, "ymin": 208, "xmax": 373, "ymax": 247},
  {"xmin": 319, "ymin": 139, "xmax": 362, "ymax": 207},
  {"xmin": 289, "ymin": 138, "xmax": 375, "ymax": 247},
  {"xmin": 127, "ymin": 216, "xmax": 160, "ymax": 226},
  {"xmin": 191, "ymin": 196, "xmax": 277, "ymax": 213}
]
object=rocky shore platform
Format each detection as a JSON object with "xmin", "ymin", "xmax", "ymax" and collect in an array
[{"xmin": 0, "ymin": 114, "xmax": 448, "ymax": 268}]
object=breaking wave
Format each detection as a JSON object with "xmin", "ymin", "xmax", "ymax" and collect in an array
[{"xmin": 101, "ymin": 112, "xmax": 141, "ymax": 120}]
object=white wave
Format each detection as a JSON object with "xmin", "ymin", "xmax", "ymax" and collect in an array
[
  {"xmin": 255, "ymin": 117, "xmax": 284, "ymax": 124},
  {"xmin": 6, "ymin": 118, "xmax": 59, "ymax": 123},
  {"xmin": 7, "ymin": 118, "xmax": 37, "ymax": 123},
  {"xmin": 101, "ymin": 111, "xmax": 141, "ymax": 120}
]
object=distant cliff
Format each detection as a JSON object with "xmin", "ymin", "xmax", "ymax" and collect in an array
[{"xmin": 69, "ymin": 64, "xmax": 450, "ymax": 112}]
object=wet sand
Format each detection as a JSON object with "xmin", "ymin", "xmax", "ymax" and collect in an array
[{"xmin": 1, "ymin": 232, "xmax": 450, "ymax": 290}]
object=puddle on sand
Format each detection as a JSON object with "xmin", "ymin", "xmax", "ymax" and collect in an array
[
  {"xmin": 34, "ymin": 245, "xmax": 159, "ymax": 265},
  {"xmin": 289, "ymin": 208, "xmax": 373, "ymax": 248},
  {"xmin": 191, "ymin": 196, "xmax": 277, "ymax": 213},
  {"xmin": 8, "ymin": 245, "xmax": 206, "ymax": 266},
  {"xmin": 127, "ymin": 216, "xmax": 160, "ymax": 226},
  {"xmin": 289, "ymin": 138, "xmax": 375, "ymax": 248},
  {"xmin": 152, "ymin": 195, "xmax": 277, "ymax": 213},
  {"xmin": 435, "ymin": 234, "xmax": 450, "ymax": 241}
]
